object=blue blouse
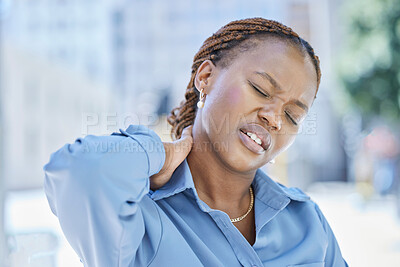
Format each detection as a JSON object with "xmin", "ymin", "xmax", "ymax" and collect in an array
[{"xmin": 43, "ymin": 124, "xmax": 349, "ymax": 267}]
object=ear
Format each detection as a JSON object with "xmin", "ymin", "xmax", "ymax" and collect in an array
[{"xmin": 194, "ymin": 60, "xmax": 216, "ymax": 94}]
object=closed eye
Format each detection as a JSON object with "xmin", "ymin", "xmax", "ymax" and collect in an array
[
  {"xmin": 285, "ymin": 111, "xmax": 298, "ymax": 125},
  {"xmin": 247, "ymin": 80, "xmax": 270, "ymax": 98}
]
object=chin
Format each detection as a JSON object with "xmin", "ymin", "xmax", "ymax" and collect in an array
[{"xmin": 216, "ymin": 137, "xmax": 268, "ymax": 173}]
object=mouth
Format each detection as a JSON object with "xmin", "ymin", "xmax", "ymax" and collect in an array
[{"xmin": 238, "ymin": 124, "xmax": 272, "ymax": 154}]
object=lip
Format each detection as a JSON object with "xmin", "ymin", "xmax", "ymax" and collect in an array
[
  {"xmin": 238, "ymin": 130, "xmax": 265, "ymax": 154},
  {"xmin": 239, "ymin": 124, "xmax": 272, "ymax": 153}
]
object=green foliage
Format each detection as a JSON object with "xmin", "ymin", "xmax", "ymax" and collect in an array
[{"xmin": 339, "ymin": 0, "xmax": 400, "ymax": 122}]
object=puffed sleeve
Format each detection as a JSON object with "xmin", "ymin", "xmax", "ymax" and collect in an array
[
  {"xmin": 43, "ymin": 124, "xmax": 165, "ymax": 266},
  {"xmin": 314, "ymin": 203, "xmax": 349, "ymax": 267}
]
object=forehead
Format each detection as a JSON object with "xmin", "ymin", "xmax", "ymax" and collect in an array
[{"xmin": 228, "ymin": 38, "xmax": 318, "ymax": 104}]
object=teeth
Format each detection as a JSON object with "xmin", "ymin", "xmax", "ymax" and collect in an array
[{"xmin": 245, "ymin": 131, "xmax": 262, "ymax": 146}]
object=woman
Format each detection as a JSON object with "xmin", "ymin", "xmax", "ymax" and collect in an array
[{"xmin": 44, "ymin": 18, "xmax": 349, "ymax": 267}]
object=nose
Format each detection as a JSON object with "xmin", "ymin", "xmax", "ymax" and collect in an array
[{"xmin": 258, "ymin": 109, "xmax": 282, "ymax": 132}]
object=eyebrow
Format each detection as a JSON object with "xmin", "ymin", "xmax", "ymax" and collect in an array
[{"xmin": 254, "ymin": 71, "xmax": 309, "ymax": 113}]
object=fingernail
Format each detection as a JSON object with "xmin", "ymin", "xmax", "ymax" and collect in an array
[{"xmin": 183, "ymin": 126, "xmax": 192, "ymax": 133}]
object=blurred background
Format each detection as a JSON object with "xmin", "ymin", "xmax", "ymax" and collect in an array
[{"xmin": 0, "ymin": 0, "xmax": 399, "ymax": 266}]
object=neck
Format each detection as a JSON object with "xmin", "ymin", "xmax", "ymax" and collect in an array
[{"xmin": 186, "ymin": 127, "xmax": 256, "ymax": 218}]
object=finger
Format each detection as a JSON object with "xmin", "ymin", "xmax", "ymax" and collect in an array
[
  {"xmin": 181, "ymin": 125, "xmax": 193, "ymax": 137},
  {"xmin": 176, "ymin": 126, "xmax": 193, "ymax": 152}
]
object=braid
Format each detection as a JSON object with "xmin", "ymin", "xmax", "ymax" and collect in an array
[{"xmin": 167, "ymin": 17, "xmax": 321, "ymax": 140}]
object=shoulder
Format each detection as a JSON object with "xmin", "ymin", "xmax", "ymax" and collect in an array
[
  {"xmin": 254, "ymin": 169, "xmax": 321, "ymax": 216},
  {"xmin": 273, "ymin": 182, "xmax": 348, "ymax": 264},
  {"xmin": 274, "ymin": 180, "xmax": 325, "ymax": 222},
  {"xmin": 276, "ymin": 182, "xmax": 312, "ymax": 202},
  {"xmin": 254, "ymin": 168, "xmax": 316, "ymax": 207},
  {"xmin": 275, "ymin": 181, "xmax": 330, "ymax": 229}
]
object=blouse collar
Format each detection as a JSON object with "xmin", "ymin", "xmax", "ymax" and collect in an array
[{"xmin": 149, "ymin": 158, "xmax": 310, "ymax": 209}]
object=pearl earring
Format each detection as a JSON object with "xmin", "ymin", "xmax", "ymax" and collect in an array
[
  {"xmin": 197, "ymin": 88, "xmax": 206, "ymax": 109},
  {"xmin": 269, "ymin": 158, "xmax": 275, "ymax": 164}
]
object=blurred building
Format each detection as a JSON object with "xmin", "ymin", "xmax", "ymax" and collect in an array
[{"xmin": 1, "ymin": 0, "xmax": 118, "ymax": 190}]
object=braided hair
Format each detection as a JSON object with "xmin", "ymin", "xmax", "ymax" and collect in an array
[{"xmin": 167, "ymin": 17, "xmax": 321, "ymax": 140}]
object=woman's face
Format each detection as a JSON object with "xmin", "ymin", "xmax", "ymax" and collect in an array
[{"xmin": 194, "ymin": 38, "xmax": 318, "ymax": 173}]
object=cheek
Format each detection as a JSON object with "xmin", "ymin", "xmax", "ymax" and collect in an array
[
  {"xmin": 225, "ymin": 86, "xmax": 243, "ymax": 105},
  {"xmin": 224, "ymin": 87, "xmax": 247, "ymax": 130},
  {"xmin": 273, "ymin": 132, "xmax": 297, "ymax": 154},
  {"xmin": 201, "ymin": 87, "xmax": 243, "ymax": 140}
]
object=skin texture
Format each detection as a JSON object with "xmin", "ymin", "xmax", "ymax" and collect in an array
[
  {"xmin": 186, "ymin": 38, "xmax": 318, "ymax": 245},
  {"xmin": 150, "ymin": 126, "xmax": 194, "ymax": 190}
]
